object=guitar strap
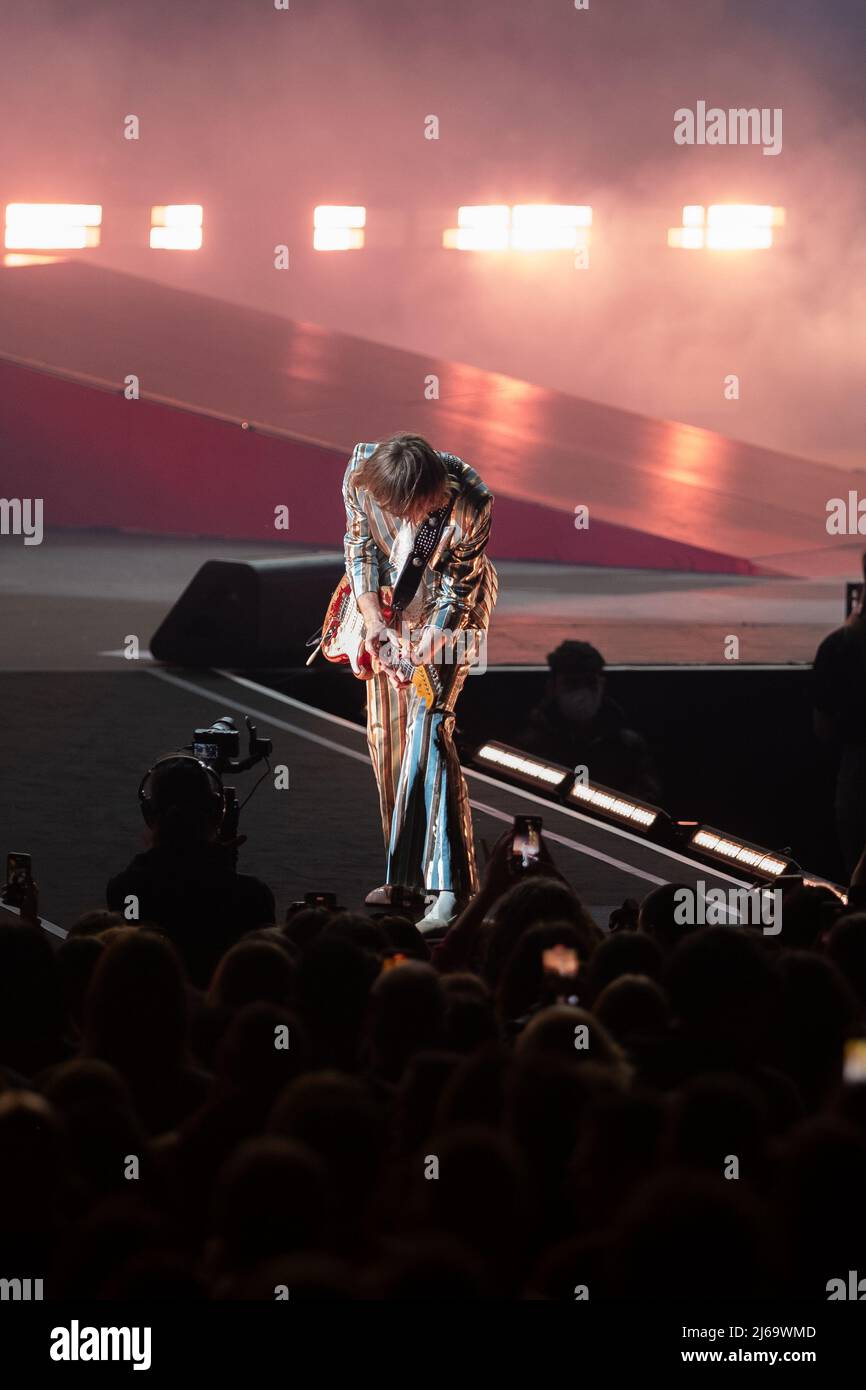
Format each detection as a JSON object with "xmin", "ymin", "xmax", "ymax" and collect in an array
[{"xmin": 390, "ymin": 492, "xmax": 457, "ymax": 620}]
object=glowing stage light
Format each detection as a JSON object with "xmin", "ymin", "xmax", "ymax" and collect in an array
[
  {"xmin": 474, "ymin": 741, "xmax": 572, "ymax": 791},
  {"xmin": 4, "ymin": 204, "xmax": 102, "ymax": 249},
  {"xmin": 510, "ymin": 204, "xmax": 592, "ymax": 250},
  {"xmin": 706, "ymin": 224, "xmax": 772, "ymax": 250},
  {"xmin": 668, "ymin": 204, "xmax": 785, "ymax": 251},
  {"xmin": 443, "ymin": 205, "xmax": 510, "ymax": 251},
  {"xmin": 443, "ymin": 204, "xmax": 592, "ymax": 251},
  {"xmin": 667, "ymin": 226, "xmax": 706, "ymax": 249},
  {"xmin": 567, "ymin": 780, "xmax": 660, "ymax": 831},
  {"xmin": 313, "ymin": 205, "xmax": 365, "ymax": 250},
  {"xmin": 150, "ymin": 205, "xmax": 203, "ymax": 250},
  {"xmin": 688, "ymin": 826, "xmax": 791, "ymax": 878}
]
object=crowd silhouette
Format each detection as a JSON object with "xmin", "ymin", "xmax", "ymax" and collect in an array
[{"xmin": 2, "ymin": 755, "xmax": 866, "ymax": 1300}]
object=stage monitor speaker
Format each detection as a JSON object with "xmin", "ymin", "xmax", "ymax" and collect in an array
[{"xmin": 150, "ymin": 554, "xmax": 341, "ymax": 668}]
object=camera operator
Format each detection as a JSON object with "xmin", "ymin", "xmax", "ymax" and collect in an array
[{"xmin": 106, "ymin": 755, "xmax": 275, "ymax": 987}]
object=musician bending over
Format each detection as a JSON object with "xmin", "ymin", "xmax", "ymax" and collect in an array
[{"xmin": 342, "ymin": 433, "xmax": 498, "ymax": 930}]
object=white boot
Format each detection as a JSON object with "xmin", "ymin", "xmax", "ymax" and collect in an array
[{"xmin": 417, "ymin": 890, "xmax": 458, "ymax": 934}]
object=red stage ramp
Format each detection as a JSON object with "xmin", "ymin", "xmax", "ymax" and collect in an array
[{"xmin": 0, "ymin": 260, "xmax": 855, "ymax": 576}]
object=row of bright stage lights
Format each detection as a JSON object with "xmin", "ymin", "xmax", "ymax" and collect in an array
[
  {"xmin": 2, "ymin": 203, "xmax": 786, "ymax": 256},
  {"xmin": 473, "ymin": 740, "xmax": 845, "ymax": 895}
]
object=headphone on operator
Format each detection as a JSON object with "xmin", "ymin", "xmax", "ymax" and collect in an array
[{"xmin": 138, "ymin": 754, "xmax": 225, "ymax": 829}]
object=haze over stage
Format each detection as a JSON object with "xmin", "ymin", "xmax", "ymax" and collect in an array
[{"xmin": 1, "ymin": 259, "xmax": 859, "ymax": 585}]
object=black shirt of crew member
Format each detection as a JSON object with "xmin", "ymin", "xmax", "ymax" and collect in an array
[{"xmin": 107, "ymin": 759, "xmax": 275, "ymax": 987}]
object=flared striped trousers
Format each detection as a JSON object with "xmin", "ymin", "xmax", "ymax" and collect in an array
[{"xmin": 365, "ymin": 569, "xmax": 497, "ymax": 899}]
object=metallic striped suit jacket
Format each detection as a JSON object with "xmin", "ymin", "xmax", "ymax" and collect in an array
[{"xmin": 342, "ymin": 442, "xmax": 498, "ymax": 639}]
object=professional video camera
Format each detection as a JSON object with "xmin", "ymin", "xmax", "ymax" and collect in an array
[{"xmin": 186, "ymin": 715, "xmax": 273, "ymax": 842}]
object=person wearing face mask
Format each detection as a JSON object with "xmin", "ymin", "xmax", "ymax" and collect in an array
[{"xmin": 517, "ymin": 641, "xmax": 662, "ymax": 803}]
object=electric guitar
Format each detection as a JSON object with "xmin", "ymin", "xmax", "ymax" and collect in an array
[{"xmin": 310, "ymin": 577, "xmax": 443, "ymax": 709}]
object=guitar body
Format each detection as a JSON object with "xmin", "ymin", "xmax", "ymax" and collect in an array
[{"xmin": 318, "ymin": 577, "xmax": 441, "ymax": 709}]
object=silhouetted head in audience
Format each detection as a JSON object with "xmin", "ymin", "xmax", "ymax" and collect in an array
[
  {"xmin": 377, "ymin": 913, "xmax": 430, "ymax": 962},
  {"xmin": 0, "ymin": 1091, "xmax": 65, "ymax": 1264},
  {"xmin": 83, "ymin": 930, "xmax": 192, "ymax": 1128},
  {"xmin": 295, "ymin": 933, "xmax": 379, "ymax": 1071},
  {"xmin": 368, "ymin": 961, "xmax": 446, "ymax": 1083},
  {"xmin": 50, "ymin": 1195, "xmax": 177, "ymax": 1300},
  {"xmin": 570, "ymin": 1088, "xmax": 666, "ymax": 1237},
  {"xmin": 826, "ymin": 911, "xmax": 866, "ymax": 1016},
  {"xmin": 437, "ymin": 1045, "xmax": 512, "ymax": 1134},
  {"xmin": 42, "ymin": 1059, "xmax": 146, "ymax": 1199},
  {"xmin": 326, "ymin": 911, "xmax": 389, "ymax": 955},
  {"xmin": 484, "ymin": 876, "xmax": 599, "ymax": 988},
  {"xmin": 777, "ymin": 1119, "xmax": 866, "ymax": 1294},
  {"xmin": 441, "ymin": 973, "xmax": 498, "ymax": 1053},
  {"xmin": 775, "ymin": 951, "xmax": 857, "ymax": 1105},
  {"xmin": 663, "ymin": 926, "xmax": 778, "ymax": 1063},
  {"xmin": 516, "ymin": 1005, "xmax": 632, "ymax": 1086},
  {"xmin": 609, "ymin": 1172, "xmax": 774, "ymax": 1298},
  {"xmin": 209, "ymin": 939, "xmax": 295, "ymax": 1011},
  {"xmin": 67, "ymin": 909, "xmax": 125, "ymax": 938},
  {"xmin": 227, "ymin": 1253, "xmax": 355, "ymax": 1301},
  {"xmin": 776, "ymin": 883, "xmax": 842, "ymax": 950},
  {"xmin": 667, "ymin": 1074, "xmax": 769, "ymax": 1180},
  {"xmin": 55, "ymin": 934, "xmax": 105, "ymax": 1039},
  {"xmin": 216, "ymin": 1003, "xmax": 310, "ymax": 1106},
  {"xmin": 392, "ymin": 1049, "xmax": 461, "ymax": 1155},
  {"xmin": 102, "ymin": 1250, "xmax": 207, "ymax": 1301},
  {"xmin": 211, "ymin": 1137, "xmax": 327, "ymax": 1273},
  {"xmin": 582, "ymin": 929, "xmax": 663, "ymax": 1005},
  {"xmin": 371, "ymin": 1235, "xmax": 489, "ymax": 1299},
  {"xmin": 507, "ymin": 1053, "xmax": 618, "ymax": 1201},
  {"xmin": 0, "ymin": 923, "xmax": 65, "ymax": 1075},
  {"xmin": 419, "ymin": 1126, "xmax": 529, "ymax": 1293},
  {"xmin": 282, "ymin": 905, "xmax": 331, "ymax": 950},
  {"xmin": 269, "ymin": 1071, "xmax": 384, "ymax": 1214},
  {"xmin": 638, "ymin": 882, "xmax": 696, "ymax": 954},
  {"xmin": 592, "ymin": 973, "xmax": 669, "ymax": 1046},
  {"xmin": 496, "ymin": 921, "xmax": 585, "ymax": 1022}
]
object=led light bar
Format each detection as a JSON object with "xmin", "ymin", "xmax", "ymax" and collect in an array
[
  {"xmin": 5, "ymin": 203, "xmax": 102, "ymax": 250},
  {"xmin": 688, "ymin": 826, "xmax": 790, "ymax": 878},
  {"xmin": 474, "ymin": 741, "xmax": 571, "ymax": 791},
  {"xmin": 510, "ymin": 204, "xmax": 592, "ymax": 251},
  {"xmin": 150, "ymin": 205, "xmax": 203, "ymax": 250},
  {"xmin": 567, "ymin": 780, "xmax": 660, "ymax": 830},
  {"xmin": 313, "ymin": 205, "xmax": 366, "ymax": 250},
  {"xmin": 443, "ymin": 204, "xmax": 592, "ymax": 252},
  {"xmin": 668, "ymin": 203, "xmax": 785, "ymax": 251}
]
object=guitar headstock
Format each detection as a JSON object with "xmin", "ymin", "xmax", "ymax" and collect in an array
[{"xmin": 411, "ymin": 664, "xmax": 442, "ymax": 709}]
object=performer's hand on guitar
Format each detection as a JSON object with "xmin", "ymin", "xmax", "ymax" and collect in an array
[
  {"xmin": 363, "ymin": 620, "xmax": 390, "ymax": 672},
  {"xmin": 357, "ymin": 593, "xmax": 391, "ymax": 672},
  {"xmin": 379, "ymin": 629, "xmax": 415, "ymax": 690}
]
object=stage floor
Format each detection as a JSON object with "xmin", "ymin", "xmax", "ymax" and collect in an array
[
  {"xmin": 0, "ymin": 664, "xmax": 756, "ymax": 936},
  {"xmin": 0, "ymin": 530, "xmax": 848, "ymax": 671}
]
